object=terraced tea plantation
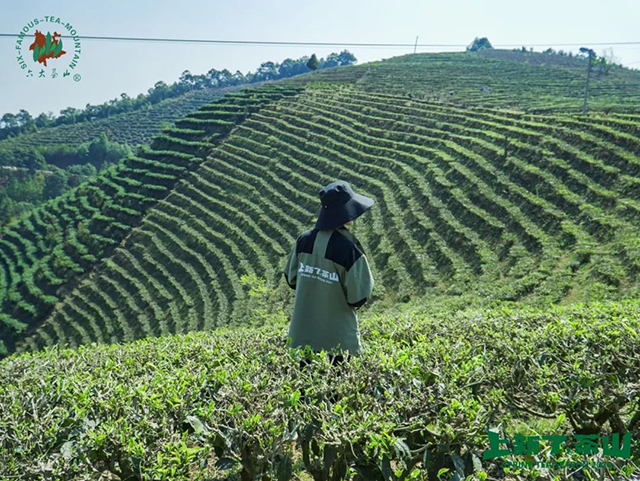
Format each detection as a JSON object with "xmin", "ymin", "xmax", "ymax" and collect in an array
[
  {"xmin": 1, "ymin": 49, "xmax": 640, "ymax": 480},
  {"xmin": 2, "ymin": 78, "xmax": 636, "ymax": 353},
  {"xmin": 282, "ymin": 51, "xmax": 640, "ymax": 112},
  {"xmin": 0, "ymin": 83, "xmax": 256, "ymax": 151},
  {"xmin": 0, "ymin": 84, "xmax": 305, "ymax": 354}
]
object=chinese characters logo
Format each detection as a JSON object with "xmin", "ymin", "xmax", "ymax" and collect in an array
[
  {"xmin": 298, "ymin": 262, "xmax": 340, "ymax": 284},
  {"xmin": 15, "ymin": 16, "xmax": 82, "ymax": 81},
  {"xmin": 483, "ymin": 430, "xmax": 632, "ymax": 470}
]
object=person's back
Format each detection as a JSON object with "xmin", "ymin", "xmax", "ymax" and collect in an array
[{"xmin": 283, "ymin": 180, "xmax": 375, "ymax": 357}]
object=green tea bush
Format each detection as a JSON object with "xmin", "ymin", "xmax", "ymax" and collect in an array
[{"xmin": 1, "ymin": 298, "xmax": 638, "ymax": 480}]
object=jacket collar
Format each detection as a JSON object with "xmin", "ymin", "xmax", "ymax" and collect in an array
[{"xmin": 336, "ymin": 225, "xmax": 366, "ymax": 254}]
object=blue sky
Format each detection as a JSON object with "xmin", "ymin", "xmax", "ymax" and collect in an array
[{"xmin": 1, "ymin": 0, "xmax": 639, "ymax": 117}]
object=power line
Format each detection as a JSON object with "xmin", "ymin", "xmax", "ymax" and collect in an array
[
  {"xmin": 1, "ymin": 32, "xmax": 640, "ymax": 48},
  {"xmin": 0, "ymin": 33, "xmax": 461, "ymax": 47}
]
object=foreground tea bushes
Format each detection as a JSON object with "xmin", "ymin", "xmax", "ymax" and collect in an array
[{"xmin": 1, "ymin": 297, "xmax": 638, "ymax": 480}]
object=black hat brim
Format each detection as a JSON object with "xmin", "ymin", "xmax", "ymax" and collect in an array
[{"xmin": 315, "ymin": 192, "xmax": 374, "ymax": 230}]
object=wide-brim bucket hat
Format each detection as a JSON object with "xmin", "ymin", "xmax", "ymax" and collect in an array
[{"xmin": 315, "ymin": 180, "xmax": 375, "ymax": 230}]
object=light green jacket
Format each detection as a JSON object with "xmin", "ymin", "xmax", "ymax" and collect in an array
[{"xmin": 283, "ymin": 226, "xmax": 374, "ymax": 355}]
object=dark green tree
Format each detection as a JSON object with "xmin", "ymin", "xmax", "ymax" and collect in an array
[
  {"xmin": 307, "ymin": 54, "xmax": 319, "ymax": 71},
  {"xmin": 16, "ymin": 110, "xmax": 36, "ymax": 134},
  {"xmin": 148, "ymin": 81, "xmax": 171, "ymax": 104},
  {"xmin": 85, "ymin": 132, "xmax": 131, "ymax": 169},
  {"xmin": 6, "ymin": 173, "xmax": 44, "ymax": 203},
  {"xmin": 336, "ymin": 50, "xmax": 357, "ymax": 65},
  {"xmin": 0, "ymin": 147, "xmax": 45, "ymax": 170},
  {"xmin": 467, "ymin": 37, "xmax": 493, "ymax": 52},
  {"xmin": 88, "ymin": 132, "xmax": 110, "ymax": 165},
  {"xmin": 0, "ymin": 195, "xmax": 33, "ymax": 226},
  {"xmin": 231, "ymin": 70, "xmax": 246, "ymax": 85},
  {"xmin": 1, "ymin": 113, "xmax": 18, "ymax": 130},
  {"xmin": 324, "ymin": 53, "xmax": 338, "ymax": 68},
  {"xmin": 35, "ymin": 111, "xmax": 55, "ymax": 129},
  {"xmin": 58, "ymin": 107, "xmax": 80, "ymax": 124},
  {"xmin": 67, "ymin": 163, "xmax": 97, "ymax": 177},
  {"xmin": 43, "ymin": 169, "xmax": 68, "ymax": 199},
  {"xmin": 256, "ymin": 61, "xmax": 278, "ymax": 80}
]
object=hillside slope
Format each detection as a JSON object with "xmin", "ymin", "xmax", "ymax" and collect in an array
[
  {"xmin": 1, "ymin": 50, "xmax": 640, "ymax": 356},
  {"xmin": 280, "ymin": 50, "xmax": 640, "ymax": 112},
  {"xmin": 0, "ymin": 83, "xmax": 258, "ymax": 151},
  {"xmin": 16, "ymin": 91, "xmax": 640, "ymax": 353},
  {"xmin": 0, "ymin": 51, "xmax": 355, "ymax": 152},
  {"xmin": 0, "ymin": 84, "xmax": 304, "ymax": 354}
]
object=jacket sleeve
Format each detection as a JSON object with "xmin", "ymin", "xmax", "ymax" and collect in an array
[
  {"xmin": 344, "ymin": 254, "xmax": 374, "ymax": 309},
  {"xmin": 283, "ymin": 238, "xmax": 298, "ymax": 290}
]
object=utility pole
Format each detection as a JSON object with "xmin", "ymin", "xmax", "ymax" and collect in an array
[
  {"xmin": 580, "ymin": 47, "xmax": 596, "ymax": 116},
  {"xmin": 414, "ymin": 36, "xmax": 418, "ymax": 54}
]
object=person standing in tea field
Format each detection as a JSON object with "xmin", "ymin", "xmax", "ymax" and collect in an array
[{"xmin": 283, "ymin": 180, "xmax": 375, "ymax": 366}]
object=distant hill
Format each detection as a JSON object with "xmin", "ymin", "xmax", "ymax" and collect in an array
[
  {"xmin": 0, "ymin": 84, "xmax": 256, "ymax": 227},
  {"xmin": 0, "ymin": 50, "xmax": 357, "ymax": 149},
  {"xmin": 0, "ymin": 83, "xmax": 306, "ymax": 354},
  {"xmin": 283, "ymin": 50, "xmax": 640, "ymax": 112},
  {"xmin": 0, "ymin": 84, "xmax": 256, "ymax": 150},
  {"xmin": 0, "ymin": 49, "xmax": 639, "ymax": 356},
  {"xmin": 0, "ymin": 53, "xmax": 357, "ymax": 226}
]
